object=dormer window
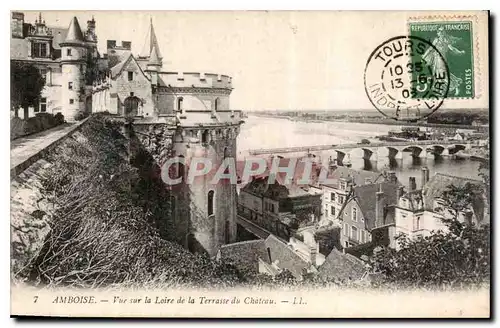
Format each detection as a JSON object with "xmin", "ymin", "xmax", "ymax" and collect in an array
[
  {"xmin": 67, "ymin": 49, "xmax": 72, "ymax": 56},
  {"xmin": 128, "ymin": 71, "xmax": 134, "ymax": 81},
  {"xmin": 32, "ymin": 42, "xmax": 48, "ymax": 58}
]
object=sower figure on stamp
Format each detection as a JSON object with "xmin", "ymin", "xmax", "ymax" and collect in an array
[{"xmin": 422, "ymin": 26, "xmax": 466, "ymax": 97}]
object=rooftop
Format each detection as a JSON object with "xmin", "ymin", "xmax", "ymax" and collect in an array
[
  {"xmin": 321, "ymin": 166, "xmax": 385, "ymax": 189},
  {"xmin": 422, "ymin": 173, "xmax": 487, "ymax": 222},
  {"xmin": 353, "ymin": 182, "xmax": 399, "ymax": 230},
  {"xmin": 318, "ymin": 248, "xmax": 367, "ymax": 282},
  {"xmin": 217, "ymin": 234, "xmax": 315, "ymax": 280}
]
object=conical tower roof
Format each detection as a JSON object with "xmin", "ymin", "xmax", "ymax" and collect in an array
[
  {"xmin": 148, "ymin": 44, "xmax": 162, "ymax": 66},
  {"xmin": 65, "ymin": 17, "xmax": 85, "ymax": 43},
  {"xmin": 140, "ymin": 18, "xmax": 162, "ymax": 59}
]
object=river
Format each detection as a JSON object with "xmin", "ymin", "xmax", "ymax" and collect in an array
[{"xmin": 237, "ymin": 115, "xmax": 482, "ymax": 189}]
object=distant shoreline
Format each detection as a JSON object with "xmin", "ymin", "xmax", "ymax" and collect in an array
[{"xmin": 247, "ymin": 113, "xmax": 488, "ymax": 131}]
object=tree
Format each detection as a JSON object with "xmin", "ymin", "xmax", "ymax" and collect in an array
[
  {"xmin": 314, "ymin": 226, "xmax": 341, "ymax": 255},
  {"xmin": 371, "ymin": 180, "xmax": 490, "ymax": 289},
  {"xmin": 11, "ymin": 61, "xmax": 45, "ymax": 119},
  {"xmin": 441, "ymin": 182, "xmax": 484, "ymax": 234},
  {"xmin": 371, "ymin": 222, "xmax": 490, "ymax": 289}
]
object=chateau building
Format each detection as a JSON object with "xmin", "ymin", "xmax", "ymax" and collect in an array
[
  {"xmin": 11, "ymin": 11, "xmax": 244, "ymax": 257},
  {"xmin": 11, "ymin": 12, "xmax": 98, "ymax": 120}
]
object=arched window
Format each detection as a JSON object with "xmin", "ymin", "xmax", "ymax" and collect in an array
[
  {"xmin": 214, "ymin": 97, "xmax": 220, "ymax": 111},
  {"xmin": 124, "ymin": 96, "xmax": 140, "ymax": 116},
  {"xmin": 177, "ymin": 97, "xmax": 184, "ymax": 113},
  {"xmin": 202, "ymin": 130, "xmax": 209, "ymax": 144},
  {"xmin": 208, "ymin": 190, "xmax": 215, "ymax": 216}
]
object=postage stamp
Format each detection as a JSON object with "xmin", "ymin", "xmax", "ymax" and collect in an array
[{"xmin": 409, "ymin": 20, "xmax": 475, "ymax": 99}]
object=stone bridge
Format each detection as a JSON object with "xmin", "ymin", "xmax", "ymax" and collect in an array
[{"xmin": 248, "ymin": 140, "xmax": 473, "ymax": 162}]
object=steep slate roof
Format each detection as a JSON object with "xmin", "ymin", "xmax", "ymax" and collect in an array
[
  {"xmin": 353, "ymin": 182, "xmax": 399, "ymax": 230},
  {"xmin": 422, "ymin": 173, "xmax": 486, "ymax": 222},
  {"xmin": 218, "ymin": 239, "xmax": 268, "ymax": 272},
  {"xmin": 264, "ymin": 234, "xmax": 313, "ymax": 279},
  {"xmin": 64, "ymin": 17, "xmax": 85, "ymax": 43},
  {"xmin": 50, "ymin": 27, "xmax": 68, "ymax": 49},
  {"xmin": 110, "ymin": 53, "xmax": 149, "ymax": 80},
  {"xmin": 10, "ymin": 25, "xmax": 69, "ymax": 60},
  {"xmin": 217, "ymin": 234, "xmax": 314, "ymax": 280},
  {"xmin": 321, "ymin": 166, "xmax": 384, "ymax": 189},
  {"xmin": 318, "ymin": 248, "xmax": 367, "ymax": 282},
  {"xmin": 148, "ymin": 44, "xmax": 162, "ymax": 66}
]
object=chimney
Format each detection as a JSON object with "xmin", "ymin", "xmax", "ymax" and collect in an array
[
  {"xmin": 310, "ymin": 246, "xmax": 317, "ymax": 266},
  {"xmin": 421, "ymin": 167, "xmax": 429, "ymax": 187},
  {"xmin": 396, "ymin": 185, "xmax": 405, "ymax": 202},
  {"xmin": 375, "ymin": 184, "xmax": 385, "ymax": 226},
  {"xmin": 106, "ymin": 40, "xmax": 116, "ymax": 49},
  {"xmin": 11, "ymin": 12, "xmax": 25, "ymax": 38},
  {"xmin": 409, "ymin": 177, "xmax": 417, "ymax": 191},
  {"xmin": 122, "ymin": 41, "xmax": 132, "ymax": 50}
]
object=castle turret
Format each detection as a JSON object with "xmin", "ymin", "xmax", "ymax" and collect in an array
[
  {"xmin": 145, "ymin": 43, "xmax": 162, "ymax": 85},
  {"xmin": 164, "ymin": 71, "xmax": 241, "ymax": 256},
  {"xmin": 60, "ymin": 17, "xmax": 87, "ymax": 121}
]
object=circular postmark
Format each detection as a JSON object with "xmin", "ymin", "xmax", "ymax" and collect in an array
[{"xmin": 364, "ymin": 35, "xmax": 450, "ymax": 121}]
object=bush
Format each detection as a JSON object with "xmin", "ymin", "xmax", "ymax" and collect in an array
[
  {"xmin": 74, "ymin": 111, "xmax": 89, "ymax": 121},
  {"xmin": 25, "ymin": 116, "xmax": 43, "ymax": 135},
  {"xmin": 35, "ymin": 112, "xmax": 57, "ymax": 130},
  {"xmin": 54, "ymin": 112, "xmax": 65, "ymax": 125},
  {"xmin": 10, "ymin": 112, "xmax": 65, "ymax": 140},
  {"xmin": 10, "ymin": 117, "xmax": 26, "ymax": 140},
  {"xmin": 372, "ymin": 222, "xmax": 490, "ymax": 289}
]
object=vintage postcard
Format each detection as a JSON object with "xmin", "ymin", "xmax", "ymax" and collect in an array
[{"xmin": 10, "ymin": 10, "xmax": 490, "ymax": 318}]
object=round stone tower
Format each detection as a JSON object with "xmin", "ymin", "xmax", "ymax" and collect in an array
[
  {"xmin": 60, "ymin": 17, "xmax": 87, "ymax": 122},
  {"xmin": 166, "ymin": 73, "xmax": 242, "ymax": 257}
]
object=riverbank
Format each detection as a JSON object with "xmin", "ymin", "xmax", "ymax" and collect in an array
[{"xmin": 249, "ymin": 113, "xmax": 487, "ymax": 131}]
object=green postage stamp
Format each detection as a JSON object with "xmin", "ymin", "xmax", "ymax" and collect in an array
[{"xmin": 409, "ymin": 21, "xmax": 474, "ymax": 99}]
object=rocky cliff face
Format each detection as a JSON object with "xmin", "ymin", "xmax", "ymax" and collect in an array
[{"xmin": 11, "ymin": 159, "xmax": 54, "ymax": 281}]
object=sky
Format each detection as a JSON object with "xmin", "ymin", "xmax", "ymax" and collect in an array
[{"xmin": 22, "ymin": 11, "xmax": 489, "ymax": 111}]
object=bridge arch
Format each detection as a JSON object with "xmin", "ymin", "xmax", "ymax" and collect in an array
[
  {"xmin": 447, "ymin": 144, "xmax": 467, "ymax": 155},
  {"xmin": 427, "ymin": 145, "xmax": 446, "ymax": 157},
  {"xmin": 401, "ymin": 146, "xmax": 424, "ymax": 158}
]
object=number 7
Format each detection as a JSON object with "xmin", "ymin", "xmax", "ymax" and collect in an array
[{"xmin": 33, "ymin": 296, "xmax": 38, "ymax": 303}]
